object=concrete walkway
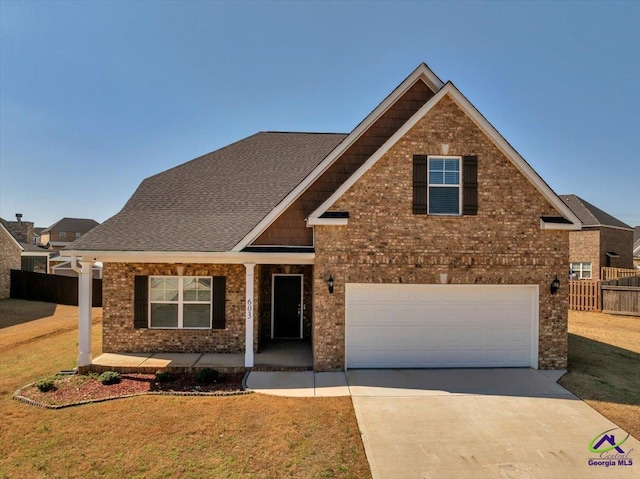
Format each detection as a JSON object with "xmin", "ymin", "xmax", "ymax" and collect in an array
[
  {"xmin": 247, "ymin": 369, "xmax": 640, "ymax": 479},
  {"xmin": 245, "ymin": 370, "xmax": 350, "ymax": 397}
]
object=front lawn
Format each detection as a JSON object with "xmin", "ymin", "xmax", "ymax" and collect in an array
[
  {"xmin": 559, "ymin": 310, "xmax": 640, "ymax": 439},
  {"xmin": 0, "ymin": 299, "xmax": 371, "ymax": 479}
]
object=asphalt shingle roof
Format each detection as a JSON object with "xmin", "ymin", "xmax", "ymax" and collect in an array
[
  {"xmin": 71, "ymin": 132, "xmax": 347, "ymax": 252},
  {"xmin": 42, "ymin": 218, "xmax": 99, "ymax": 234},
  {"xmin": 559, "ymin": 195, "xmax": 632, "ymax": 230}
]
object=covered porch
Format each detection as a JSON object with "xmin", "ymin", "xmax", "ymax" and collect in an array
[
  {"xmin": 86, "ymin": 340, "xmax": 312, "ymax": 374},
  {"xmin": 69, "ymin": 253, "xmax": 316, "ymax": 374}
]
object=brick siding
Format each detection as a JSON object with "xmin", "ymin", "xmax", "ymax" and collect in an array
[
  {"xmin": 0, "ymin": 231, "xmax": 21, "ymax": 298},
  {"xmin": 312, "ymin": 94, "xmax": 569, "ymax": 371},
  {"xmin": 569, "ymin": 227, "xmax": 634, "ymax": 279},
  {"xmin": 568, "ymin": 229, "xmax": 601, "ymax": 279},
  {"xmin": 599, "ymin": 227, "xmax": 634, "ymax": 270},
  {"xmin": 102, "ymin": 263, "xmax": 256, "ymax": 354}
]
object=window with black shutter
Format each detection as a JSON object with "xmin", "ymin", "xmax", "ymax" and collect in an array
[
  {"xmin": 412, "ymin": 155, "xmax": 478, "ymax": 216},
  {"xmin": 133, "ymin": 275, "xmax": 226, "ymax": 329}
]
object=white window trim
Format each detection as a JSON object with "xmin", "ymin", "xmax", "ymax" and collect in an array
[
  {"xmin": 570, "ymin": 262, "xmax": 592, "ymax": 280},
  {"xmin": 427, "ymin": 155, "xmax": 462, "ymax": 216},
  {"xmin": 148, "ymin": 276, "xmax": 212, "ymax": 329}
]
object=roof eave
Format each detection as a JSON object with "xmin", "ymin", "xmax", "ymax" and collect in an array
[{"xmin": 62, "ymin": 250, "xmax": 315, "ymax": 265}]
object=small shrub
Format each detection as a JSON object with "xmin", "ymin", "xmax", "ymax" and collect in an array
[
  {"xmin": 155, "ymin": 370, "xmax": 172, "ymax": 383},
  {"xmin": 98, "ymin": 371, "xmax": 121, "ymax": 385},
  {"xmin": 196, "ymin": 368, "xmax": 219, "ymax": 384},
  {"xmin": 35, "ymin": 378, "xmax": 55, "ymax": 393}
]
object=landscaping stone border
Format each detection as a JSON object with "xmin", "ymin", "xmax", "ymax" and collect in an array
[{"xmin": 12, "ymin": 371, "xmax": 252, "ymax": 409}]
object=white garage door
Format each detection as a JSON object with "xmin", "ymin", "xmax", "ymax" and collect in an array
[{"xmin": 345, "ymin": 284, "xmax": 538, "ymax": 369}]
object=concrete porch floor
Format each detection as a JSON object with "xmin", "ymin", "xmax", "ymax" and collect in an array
[{"xmin": 89, "ymin": 340, "xmax": 313, "ymax": 373}]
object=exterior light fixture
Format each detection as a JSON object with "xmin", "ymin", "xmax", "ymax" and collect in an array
[
  {"xmin": 327, "ymin": 275, "xmax": 334, "ymax": 294},
  {"xmin": 550, "ymin": 276, "xmax": 560, "ymax": 295}
]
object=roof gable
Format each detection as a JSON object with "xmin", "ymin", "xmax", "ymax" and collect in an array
[
  {"xmin": 232, "ymin": 63, "xmax": 444, "ymax": 250},
  {"xmin": 308, "ymin": 82, "xmax": 581, "ymax": 229}
]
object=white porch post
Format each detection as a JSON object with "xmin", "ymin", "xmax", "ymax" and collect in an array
[
  {"xmin": 244, "ymin": 263, "xmax": 256, "ymax": 367},
  {"xmin": 77, "ymin": 260, "xmax": 94, "ymax": 367}
]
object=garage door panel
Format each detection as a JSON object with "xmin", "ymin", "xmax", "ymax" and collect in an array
[{"xmin": 345, "ymin": 284, "xmax": 538, "ymax": 369}]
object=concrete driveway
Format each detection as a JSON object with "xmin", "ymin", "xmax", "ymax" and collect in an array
[{"xmin": 348, "ymin": 369, "xmax": 639, "ymax": 479}]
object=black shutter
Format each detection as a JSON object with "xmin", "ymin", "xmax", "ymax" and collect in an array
[
  {"xmin": 212, "ymin": 276, "xmax": 226, "ymax": 329},
  {"xmin": 413, "ymin": 155, "xmax": 428, "ymax": 214},
  {"xmin": 462, "ymin": 156, "xmax": 478, "ymax": 215},
  {"xmin": 133, "ymin": 276, "xmax": 148, "ymax": 329}
]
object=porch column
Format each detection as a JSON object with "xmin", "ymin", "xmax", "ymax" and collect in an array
[
  {"xmin": 244, "ymin": 263, "xmax": 256, "ymax": 367},
  {"xmin": 77, "ymin": 260, "xmax": 94, "ymax": 367}
]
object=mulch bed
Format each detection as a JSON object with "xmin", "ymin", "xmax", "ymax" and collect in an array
[{"xmin": 14, "ymin": 372, "xmax": 248, "ymax": 409}]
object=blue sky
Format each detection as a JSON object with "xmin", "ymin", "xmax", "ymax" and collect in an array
[{"xmin": 1, "ymin": 0, "xmax": 639, "ymax": 229}]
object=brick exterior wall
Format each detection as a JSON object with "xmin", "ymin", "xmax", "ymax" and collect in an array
[
  {"xmin": 0, "ymin": 230, "xmax": 21, "ymax": 299},
  {"xmin": 599, "ymin": 227, "xmax": 634, "ymax": 270},
  {"xmin": 258, "ymin": 265, "xmax": 313, "ymax": 343},
  {"xmin": 102, "ymin": 263, "xmax": 257, "ymax": 354},
  {"xmin": 568, "ymin": 229, "xmax": 601, "ymax": 279},
  {"xmin": 568, "ymin": 227, "xmax": 634, "ymax": 279},
  {"xmin": 312, "ymin": 94, "xmax": 569, "ymax": 371}
]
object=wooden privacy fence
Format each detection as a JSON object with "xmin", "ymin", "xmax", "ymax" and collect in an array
[
  {"xmin": 569, "ymin": 280, "xmax": 601, "ymax": 311},
  {"xmin": 10, "ymin": 270, "xmax": 102, "ymax": 307},
  {"xmin": 601, "ymin": 267, "xmax": 639, "ymax": 281},
  {"xmin": 601, "ymin": 275, "xmax": 640, "ymax": 317}
]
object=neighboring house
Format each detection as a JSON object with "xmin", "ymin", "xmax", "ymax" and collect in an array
[
  {"xmin": 67, "ymin": 63, "xmax": 581, "ymax": 372},
  {"xmin": 33, "ymin": 227, "xmax": 45, "ymax": 246},
  {"xmin": 0, "ymin": 222, "xmax": 21, "ymax": 298},
  {"xmin": 634, "ymin": 226, "xmax": 640, "ymax": 269},
  {"xmin": 0, "ymin": 218, "xmax": 52, "ymax": 298},
  {"xmin": 40, "ymin": 218, "xmax": 99, "ymax": 251},
  {"xmin": 560, "ymin": 195, "xmax": 634, "ymax": 280}
]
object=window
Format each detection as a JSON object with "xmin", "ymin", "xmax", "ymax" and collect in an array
[
  {"xmin": 149, "ymin": 277, "xmax": 212, "ymax": 328},
  {"xmin": 428, "ymin": 156, "xmax": 461, "ymax": 215},
  {"xmin": 59, "ymin": 231, "xmax": 67, "ymax": 239},
  {"xmin": 569, "ymin": 262, "xmax": 592, "ymax": 280},
  {"xmin": 75, "ymin": 232, "xmax": 81, "ymax": 239}
]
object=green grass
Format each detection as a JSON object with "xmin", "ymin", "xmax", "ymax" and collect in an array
[
  {"xmin": 559, "ymin": 310, "xmax": 640, "ymax": 440},
  {"xmin": 0, "ymin": 299, "xmax": 371, "ymax": 479}
]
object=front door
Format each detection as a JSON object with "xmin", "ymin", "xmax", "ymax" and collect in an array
[{"xmin": 272, "ymin": 275, "xmax": 302, "ymax": 338}]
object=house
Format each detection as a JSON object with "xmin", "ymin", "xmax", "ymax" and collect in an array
[
  {"xmin": 40, "ymin": 217, "xmax": 99, "ymax": 251},
  {"xmin": 67, "ymin": 63, "xmax": 581, "ymax": 372},
  {"xmin": 0, "ymin": 216, "xmax": 52, "ymax": 298},
  {"xmin": 33, "ymin": 227, "xmax": 45, "ymax": 246},
  {"xmin": 1, "ymin": 215, "xmax": 51, "ymax": 272},
  {"xmin": 560, "ymin": 195, "xmax": 634, "ymax": 280},
  {"xmin": 0, "ymin": 222, "xmax": 21, "ymax": 299},
  {"xmin": 634, "ymin": 226, "xmax": 640, "ymax": 269}
]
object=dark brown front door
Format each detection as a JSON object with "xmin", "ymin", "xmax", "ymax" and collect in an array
[{"xmin": 273, "ymin": 275, "xmax": 302, "ymax": 338}]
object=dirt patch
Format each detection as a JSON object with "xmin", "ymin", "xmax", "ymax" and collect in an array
[
  {"xmin": 0, "ymin": 299, "xmax": 103, "ymax": 352},
  {"xmin": 15, "ymin": 372, "xmax": 247, "ymax": 408}
]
